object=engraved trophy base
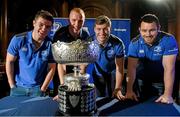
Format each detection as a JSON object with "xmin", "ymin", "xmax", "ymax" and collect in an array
[{"xmin": 57, "ymin": 84, "xmax": 96, "ymax": 116}]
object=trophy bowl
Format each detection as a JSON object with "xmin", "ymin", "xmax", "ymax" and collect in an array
[{"xmin": 51, "ymin": 39, "xmax": 99, "ymax": 65}]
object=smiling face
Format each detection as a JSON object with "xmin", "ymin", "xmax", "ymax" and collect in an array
[
  {"xmin": 32, "ymin": 17, "xmax": 52, "ymax": 41},
  {"xmin": 94, "ymin": 15, "xmax": 111, "ymax": 46},
  {"xmin": 139, "ymin": 21, "xmax": 159, "ymax": 45},
  {"xmin": 94, "ymin": 23, "xmax": 110, "ymax": 45},
  {"xmin": 69, "ymin": 9, "xmax": 85, "ymax": 34}
]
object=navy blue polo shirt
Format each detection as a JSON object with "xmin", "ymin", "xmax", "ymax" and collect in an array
[
  {"xmin": 128, "ymin": 31, "xmax": 179, "ymax": 79},
  {"xmin": 53, "ymin": 25, "xmax": 90, "ymax": 43},
  {"xmin": 93, "ymin": 34, "xmax": 125, "ymax": 76},
  {"xmin": 52, "ymin": 25, "xmax": 90, "ymax": 73},
  {"xmin": 7, "ymin": 31, "xmax": 54, "ymax": 88}
]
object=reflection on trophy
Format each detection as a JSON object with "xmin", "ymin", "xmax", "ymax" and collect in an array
[{"xmin": 52, "ymin": 39, "xmax": 99, "ymax": 115}]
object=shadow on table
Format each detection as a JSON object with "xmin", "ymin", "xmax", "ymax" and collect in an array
[
  {"xmin": 96, "ymin": 97, "xmax": 138, "ymax": 116},
  {"xmin": 96, "ymin": 97, "xmax": 180, "ymax": 116},
  {"xmin": 0, "ymin": 96, "xmax": 58, "ymax": 116}
]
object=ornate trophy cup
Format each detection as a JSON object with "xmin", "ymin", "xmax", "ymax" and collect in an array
[{"xmin": 52, "ymin": 39, "xmax": 99, "ymax": 115}]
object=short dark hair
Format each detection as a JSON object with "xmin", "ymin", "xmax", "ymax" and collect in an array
[
  {"xmin": 140, "ymin": 14, "xmax": 160, "ymax": 26},
  {"xmin": 95, "ymin": 15, "xmax": 111, "ymax": 27},
  {"xmin": 34, "ymin": 10, "xmax": 54, "ymax": 24}
]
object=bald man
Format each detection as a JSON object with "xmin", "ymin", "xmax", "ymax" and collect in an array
[{"xmin": 52, "ymin": 8, "xmax": 90, "ymax": 99}]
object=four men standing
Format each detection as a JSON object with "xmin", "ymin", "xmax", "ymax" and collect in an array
[{"xmin": 5, "ymin": 8, "xmax": 179, "ymax": 105}]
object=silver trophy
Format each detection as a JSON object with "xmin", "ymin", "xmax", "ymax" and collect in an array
[{"xmin": 52, "ymin": 39, "xmax": 99, "ymax": 115}]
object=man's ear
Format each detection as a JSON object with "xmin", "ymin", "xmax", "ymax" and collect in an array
[
  {"xmin": 33, "ymin": 20, "xmax": 35, "ymax": 27},
  {"xmin": 158, "ymin": 25, "xmax": 161, "ymax": 31}
]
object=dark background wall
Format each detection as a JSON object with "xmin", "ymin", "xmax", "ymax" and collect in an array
[{"xmin": 5, "ymin": 0, "xmax": 175, "ymax": 36}]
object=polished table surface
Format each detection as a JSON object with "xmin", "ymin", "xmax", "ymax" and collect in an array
[
  {"xmin": 0, "ymin": 96, "xmax": 179, "ymax": 116},
  {"xmin": 0, "ymin": 96, "xmax": 58, "ymax": 116}
]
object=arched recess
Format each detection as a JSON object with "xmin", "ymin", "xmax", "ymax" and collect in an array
[{"xmin": 83, "ymin": 5, "xmax": 112, "ymax": 18}]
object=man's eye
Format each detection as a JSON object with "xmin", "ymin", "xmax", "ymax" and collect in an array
[
  {"xmin": 150, "ymin": 29, "xmax": 157, "ymax": 32},
  {"xmin": 141, "ymin": 30, "xmax": 146, "ymax": 32},
  {"xmin": 45, "ymin": 25, "xmax": 51, "ymax": 29},
  {"xmin": 39, "ymin": 23, "xmax": 43, "ymax": 27}
]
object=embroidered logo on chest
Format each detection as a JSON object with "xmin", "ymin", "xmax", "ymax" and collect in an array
[
  {"xmin": 153, "ymin": 46, "xmax": 162, "ymax": 56},
  {"xmin": 21, "ymin": 46, "xmax": 28, "ymax": 51},
  {"xmin": 139, "ymin": 49, "xmax": 144, "ymax": 54},
  {"xmin": 107, "ymin": 49, "xmax": 115, "ymax": 58},
  {"xmin": 154, "ymin": 46, "xmax": 162, "ymax": 53},
  {"xmin": 41, "ymin": 50, "xmax": 48, "ymax": 57}
]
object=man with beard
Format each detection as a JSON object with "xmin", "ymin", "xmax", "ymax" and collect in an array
[{"xmin": 125, "ymin": 14, "xmax": 179, "ymax": 104}]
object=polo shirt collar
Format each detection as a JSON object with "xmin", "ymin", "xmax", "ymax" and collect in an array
[
  {"xmin": 94, "ymin": 36, "xmax": 111, "ymax": 48},
  {"xmin": 27, "ymin": 31, "xmax": 33, "ymax": 44},
  {"xmin": 27, "ymin": 31, "xmax": 45, "ymax": 47},
  {"xmin": 67, "ymin": 25, "xmax": 83, "ymax": 39},
  {"xmin": 140, "ymin": 33, "xmax": 161, "ymax": 46}
]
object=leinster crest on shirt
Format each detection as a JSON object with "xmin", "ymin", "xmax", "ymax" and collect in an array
[
  {"xmin": 154, "ymin": 46, "xmax": 162, "ymax": 53},
  {"xmin": 107, "ymin": 49, "xmax": 115, "ymax": 59}
]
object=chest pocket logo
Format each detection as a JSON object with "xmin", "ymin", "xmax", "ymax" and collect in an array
[
  {"xmin": 41, "ymin": 50, "xmax": 48, "ymax": 61},
  {"xmin": 139, "ymin": 49, "xmax": 145, "ymax": 57},
  {"xmin": 154, "ymin": 46, "xmax": 162, "ymax": 56},
  {"xmin": 21, "ymin": 46, "xmax": 28, "ymax": 52},
  {"xmin": 106, "ymin": 49, "xmax": 115, "ymax": 59},
  {"xmin": 154, "ymin": 46, "xmax": 162, "ymax": 53}
]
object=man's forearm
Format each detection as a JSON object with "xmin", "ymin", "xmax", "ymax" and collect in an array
[
  {"xmin": 163, "ymin": 70, "xmax": 174, "ymax": 97},
  {"xmin": 126, "ymin": 77, "xmax": 135, "ymax": 91},
  {"xmin": 115, "ymin": 71, "xmax": 123, "ymax": 89},
  {"xmin": 6, "ymin": 62, "xmax": 16, "ymax": 88},
  {"xmin": 41, "ymin": 63, "xmax": 56, "ymax": 92},
  {"xmin": 7, "ymin": 76, "xmax": 16, "ymax": 88},
  {"xmin": 58, "ymin": 64, "xmax": 66, "ymax": 85},
  {"xmin": 126, "ymin": 70, "xmax": 136, "ymax": 92}
]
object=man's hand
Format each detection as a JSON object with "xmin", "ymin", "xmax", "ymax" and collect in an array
[
  {"xmin": 125, "ymin": 90, "xmax": 138, "ymax": 101},
  {"xmin": 112, "ymin": 88, "xmax": 125, "ymax": 100},
  {"xmin": 155, "ymin": 94, "xmax": 174, "ymax": 104},
  {"xmin": 53, "ymin": 95, "xmax": 59, "ymax": 101},
  {"xmin": 40, "ymin": 91, "xmax": 46, "ymax": 97}
]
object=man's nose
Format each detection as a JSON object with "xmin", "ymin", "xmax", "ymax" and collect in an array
[
  {"xmin": 42, "ymin": 25, "xmax": 50, "ymax": 31},
  {"xmin": 145, "ymin": 30, "xmax": 151, "ymax": 36},
  {"xmin": 74, "ymin": 21, "xmax": 79, "ymax": 27}
]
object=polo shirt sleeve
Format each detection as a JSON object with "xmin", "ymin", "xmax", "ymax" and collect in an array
[
  {"xmin": 7, "ymin": 36, "xmax": 20, "ymax": 57},
  {"xmin": 116, "ymin": 41, "xmax": 125, "ymax": 58},
  {"xmin": 127, "ymin": 41, "xmax": 138, "ymax": 58},
  {"xmin": 81, "ymin": 28, "xmax": 90, "ymax": 40},
  {"xmin": 163, "ymin": 36, "xmax": 179, "ymax": 55}
]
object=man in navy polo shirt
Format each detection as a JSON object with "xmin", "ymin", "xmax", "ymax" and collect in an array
[
  {"xmin": 125, "ymin": 14, "xmax": 179, "ymax": 104},
  {"xmin": 91, "ymin": 15, "xmax": 125, "ymax": 100},
  {"xmin": 52, "ymin": 8, "xmax": 90, "ymax": 100},
  {"xmin": 53, "ymin": 8, "xmax": 90, "ymax": 85},
  {"xmin": 6, "ymin": 10, "xmax": 56, "ymax": 97}
]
